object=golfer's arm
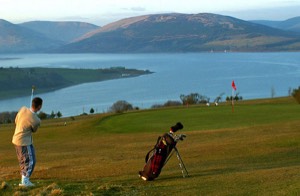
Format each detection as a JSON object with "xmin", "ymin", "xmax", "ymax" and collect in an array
[{"xmin": 31, "ymin": 123, "xmax": 40, "ymax": 132}]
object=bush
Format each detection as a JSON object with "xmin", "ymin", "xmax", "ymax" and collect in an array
[
  {"xmin": 151, "ymin": 100, "xmax": 182, "ymax": 109},
  {"xmin": 164, "ymin": 100, "xmax": 182, "ymax": 107},
  {"xmin": 38, "ymin": 111, "xmax": 48, "ymax": 120},
  {"xmin": 0, "ymin": 112, "xmax": 10, "ymax": 124},
  {"xmin": 48, "ymin": 111, "xmax": 62, "ymax": 118},
  {"xmin": 0, "ymin": 111, "xmax": 17, "ymax": 124},
  {"xmin": 180, "ymin": 93, "xmax": 208, "ymax": 105},
  {"xmin": 109, "ymin": 100, "xmax": 133, "ymax": 113},
  {"xmin": 226, "ymin": 93, "xmax": 243, "ymax": 102},
  {"xmin": 292, "ymin": 86, "xmax": 300, "ymax": 104}
]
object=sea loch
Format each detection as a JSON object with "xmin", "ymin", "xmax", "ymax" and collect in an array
[{"xmin": 0, "ymin": 52, "xmax": 299, "ymax": 116}]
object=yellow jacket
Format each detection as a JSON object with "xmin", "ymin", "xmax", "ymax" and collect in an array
[{"xmin": 12, "ymin": 106, "xmax": 41, "ymax": 146}]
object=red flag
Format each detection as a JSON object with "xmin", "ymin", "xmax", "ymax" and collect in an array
[{"xmin": 232, "ymin": 80, "xmax": 237, "ymax": 90}]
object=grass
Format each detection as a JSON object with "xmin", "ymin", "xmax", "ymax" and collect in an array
[{"xmin": 0, "ymin": 97, "xmax": 299, "ymax": 195}]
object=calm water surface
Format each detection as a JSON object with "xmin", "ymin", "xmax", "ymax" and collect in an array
[{"xmin": 0, "ymin": 52, "xmax": 299, "ymax": 116}]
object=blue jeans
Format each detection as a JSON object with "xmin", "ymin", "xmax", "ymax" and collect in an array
[{"xmin": 15, "ymin": 145, "xmax": 36, "ymax": 177}]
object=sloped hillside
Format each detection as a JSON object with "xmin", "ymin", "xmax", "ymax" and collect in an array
[
  {"xmin": 20, "ymin": 21, "xmax": 99, "ymax": 43},
  {"xmin": 0, "ymin": 19, "xmax": 63, "ymax": 53},
  {"xmin": 55, "ymin": 13, "xmax": 300, "ymax": 53},
  {"xmin": 251, "ymin": 16, "xmax": 300, "ymax": 33}
]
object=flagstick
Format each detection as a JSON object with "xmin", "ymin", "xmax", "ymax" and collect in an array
[{"xmin": 231, "ymin": 88, "xmax": 234, "ymax": 113}]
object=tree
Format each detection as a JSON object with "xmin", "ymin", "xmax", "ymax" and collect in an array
[
  {"xmin": 214, "ymin": 92, "xmax": 225, "ymax": 103},
  {"xmin": 56, "ymin": 111, "xmax": 62, "ymax": 118},
  {"xmin": 288, "ymin": 87, "xmax": 292, "ymax": 96},
  {"xmin": 151, "ymin": 100, "xmax": 182, "ymax": 109},
  {"xmin": 50, "ymin": 111, "xmax": 56, "ymax": 118},
  {"xmin": 109, "ymin": 100, "xmax": 133, "ymax": 113},
  {"xmin": 38, "ymin": 111, "xmax": 48, "ymax": 120},
  {"xmin": 292, "ymin": 86, "xmax": 300, "ymax": 104},
  {"xmin": 90, "ymin": 108, "xmax": 95, "ymax": 114},
  {"xmin": 0, "ymin": 112, "xmax": 10, "ymax": 124},
  {"xmin": 164, "ymin": 100, "xmax": 182, "ymax": 107},
  {"xmin": 180, "ymin": 93, "xmax": 199, "ymax": 105},
  {"xmin": 271, "ymin": 86, "xmax": 276, "ymax": 98},
  {"xmin": 226, "ymin": 93, "xmax": 243, "ymax": 102},
  {"xmin": 180, "ymin": 93, "xmax": 208, "ymax": 105}
]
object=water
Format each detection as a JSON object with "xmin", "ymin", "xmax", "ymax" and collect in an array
[{"xmin": 0, "ymin": 52, "xmax": 299, "ymax": 117}]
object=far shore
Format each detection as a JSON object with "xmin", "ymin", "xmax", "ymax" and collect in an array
[
  {"xmin": 0, "ymin": 66, "xmax": 153, "ymax": 100},
  {"xmin": 0, "ymin": 57, "xmax": 22, "ymax": 61}
]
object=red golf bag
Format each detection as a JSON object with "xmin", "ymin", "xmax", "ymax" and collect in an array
[{"xmin": 139, "ymin": 122, "xmax": 184, "ymax": 181}]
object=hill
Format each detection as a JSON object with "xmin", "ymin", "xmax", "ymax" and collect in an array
[
  {"xmin": 0, "ymin": 97, "xmax": 299, "ymax": 195},
  {"xmin": 251, "ymin": 16, "xmax": 300, "ymax": 33},
  {"xmin": 2, "ymin": 14, "xmax": 300, "ymax": 53},
  {"xmin": 1, "ymin": 14, "xmax": 300, "ymax": 53},
  {"xmin": 56, "ymin": 13, "xmax": 300, "ymax": 53},
  {"xmin": 0, "ymin": 19, "xmax": 63, "ymax": 53},
  {"xmin": 19, "ymin": 21, "xmax": 99, "ymax": 43},
  {"xmin": 0, "ymin": 67, "xmax": 152, "ymax": 100}
]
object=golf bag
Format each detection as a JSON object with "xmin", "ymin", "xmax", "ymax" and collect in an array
[{"xmin": 139, "ymin": 122, "xmax": 184, "ymax": 181}]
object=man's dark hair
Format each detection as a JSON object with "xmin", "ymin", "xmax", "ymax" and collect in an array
[{"xmin": 32, "ymin": 97, "xmax": 43, "ymax": 109}]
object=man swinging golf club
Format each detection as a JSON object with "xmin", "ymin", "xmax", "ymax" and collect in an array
[{"xmin": 12, "ymin": 97, "xmax": 43, "ymax": 187}]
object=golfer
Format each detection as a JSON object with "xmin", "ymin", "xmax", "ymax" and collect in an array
[{"xmin": 12, "ymin": 97, "xmax": 43, "ymax": 187}]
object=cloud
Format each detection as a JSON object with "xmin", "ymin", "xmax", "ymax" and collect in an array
[
  {"xmin": 57, "ymin": 16, "xmax": 90, "ymax": 21},
  {"xmin": 130, "ymin": 7, "xmax": 147, "ymax": 11},
  {"xmin": 220, "ymin": 5, "xmax": 300, "ymax": 20},
  {"xmin": 2, "ymin": 0, "xmax": 299, "ymax": 26},
  {"xmin": 122, "ymin": 6, "xmax": 147, "ymax": 12}
]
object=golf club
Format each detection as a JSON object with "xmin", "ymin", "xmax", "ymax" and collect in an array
[
  {"xmin": 30, "ymin": 85, "xmax": 35, "ymax": 108},
  {"xmin": 174, "ymin": 146, "xmax": 189, "ymax": 178},
  {"xmin": 163, "ymin": 134, "xmax": 189, "ymax": 178}
]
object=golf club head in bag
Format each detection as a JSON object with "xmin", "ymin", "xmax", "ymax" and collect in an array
[{"xmin": 138, "ymin": 122, "xmax": 185, "ymax": 181}]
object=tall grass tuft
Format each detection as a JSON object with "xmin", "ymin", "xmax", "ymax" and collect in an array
[{"xmin": 0, "ymin": 181, "xmax": 9, "ymax": 190}]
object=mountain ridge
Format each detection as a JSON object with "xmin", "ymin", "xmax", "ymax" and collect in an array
[
  {"xmin": 0, "ymin": 19, "xmax": 63, "ymax": 53},
  {"xmin": 56, "ymin": 13, "xmax": 300, "ymax": 53},
  {"xmin": 20, "ymin": 21, "xmax": 99, "ymax": 43},
  {"xmin": 251, "ymin": 16, "xmax": 300, "ymax": 33},
  {"xmin": 1, "ymin": 13, "xmax": 300, "ymax": 53}
]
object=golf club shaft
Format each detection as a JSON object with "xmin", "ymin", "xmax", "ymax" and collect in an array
[
  {"xmin": 174, "ymin": 147, "xmax": 189, "ymax": 177},
  {"xmin": 30, "ymin": 87, "xmax": 34, "ymax": 108},
  {"xmin": 164, "ymin": 150, "xmax": 175, "ymax": 166}
]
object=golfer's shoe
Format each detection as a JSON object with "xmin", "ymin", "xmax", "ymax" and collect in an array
[{"xmin": 19, "ymin": 177, "xmax": 35, "ymax": 187}]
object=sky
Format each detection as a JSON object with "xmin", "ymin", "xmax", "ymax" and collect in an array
[{"xmin": 0, "ymin": 0, "xmax": 300, "ymax": 26}]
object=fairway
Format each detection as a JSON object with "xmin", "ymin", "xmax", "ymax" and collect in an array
[{"xmin": 0, "ymin": 97, "xmax": 299, "ymax": 195}]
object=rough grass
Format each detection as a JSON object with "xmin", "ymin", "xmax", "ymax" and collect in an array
[{"xmin": 0, "ymin": 97, "xmax": 299, "ymax": 195}]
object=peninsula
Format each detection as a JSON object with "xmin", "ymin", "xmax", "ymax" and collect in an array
[{"xmin": 0, "ymin": 67, "xmax": 152, "ymax": 100}]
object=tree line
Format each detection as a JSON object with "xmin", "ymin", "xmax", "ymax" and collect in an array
[
  {"xmin": 1, "ymin": 87, "xmax": 300, "ymax": 124},
  {"xmin": 0, "ymin": 110, "xmax": 63, "ymax": 124}
]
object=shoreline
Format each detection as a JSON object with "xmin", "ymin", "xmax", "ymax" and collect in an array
[{"xmin": 0, "ymin": 66, "xmax": 153, "ymax": 100}]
